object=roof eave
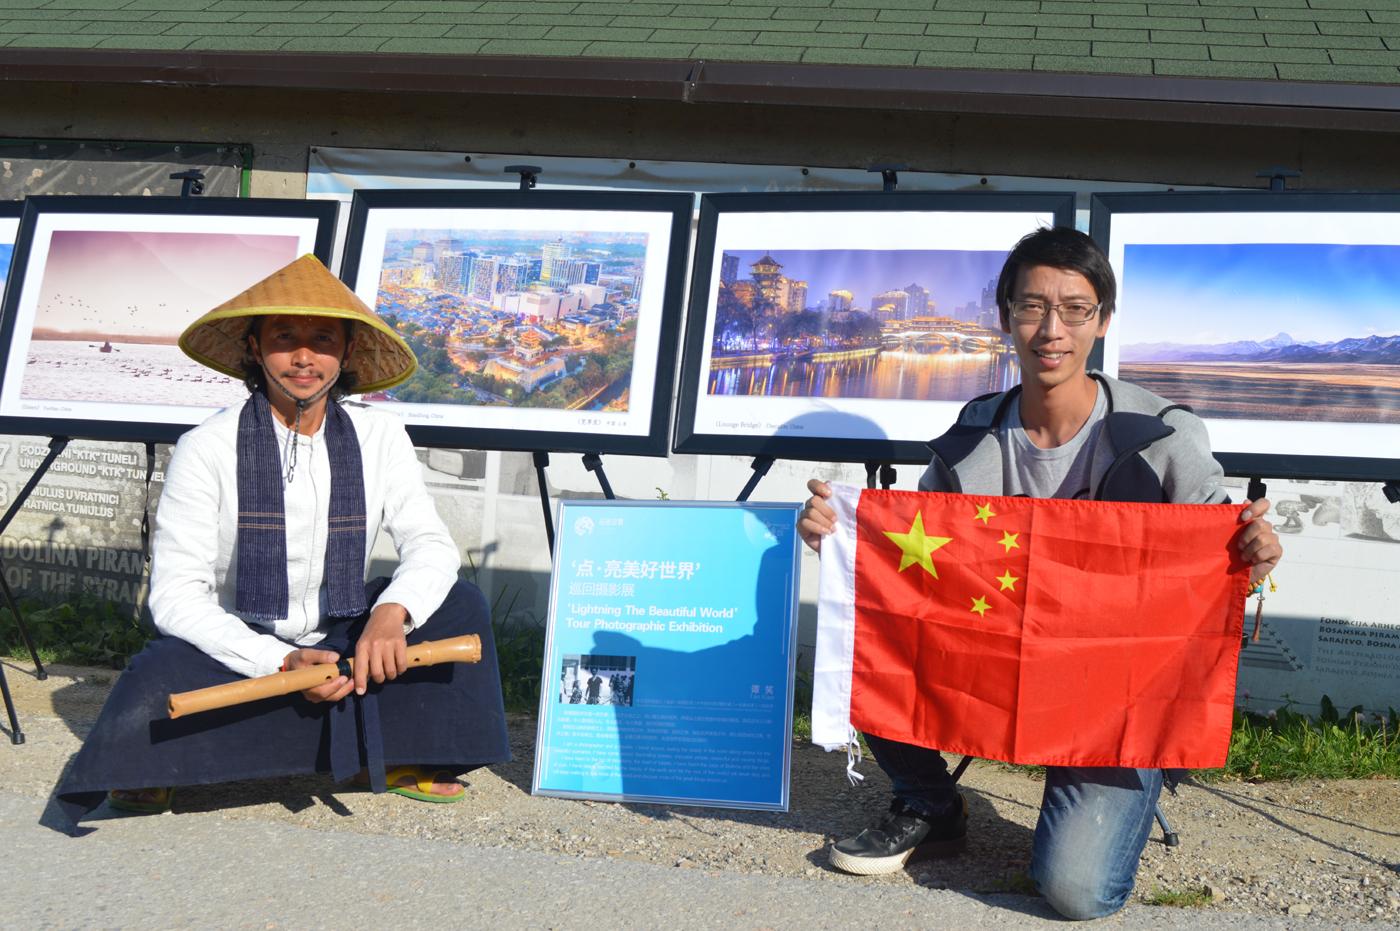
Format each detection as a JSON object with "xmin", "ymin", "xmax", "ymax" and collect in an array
[
  {"xmin": 692, "ymin": 59, "xmax": 1400, "ymax": 134},
  {"xmin": 3, "ymin": 49, "xmax": 1398, "ymax": 134}
]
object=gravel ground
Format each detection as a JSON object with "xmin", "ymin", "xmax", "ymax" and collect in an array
[{"xmin": 3, "ymin": 659, "xmax": 1398, "ymax": 924}]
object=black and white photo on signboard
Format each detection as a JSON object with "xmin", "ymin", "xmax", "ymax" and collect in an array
[{"xmin": 559, "ymin": 653, "xmax": 636, "ymax": 706}]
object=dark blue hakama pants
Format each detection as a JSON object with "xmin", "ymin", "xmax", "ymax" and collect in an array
[{"xmin": 54, "ymin": 579, "xmax": 511, "ymax": 827}]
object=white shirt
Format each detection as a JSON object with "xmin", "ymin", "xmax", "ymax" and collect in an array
[{"xmin": 148, "ymin": 400, "xmax": 460, "ymax": 679}]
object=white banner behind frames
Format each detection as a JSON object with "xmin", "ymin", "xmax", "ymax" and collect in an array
[
  {"xmin": 0, "ymin": 148, "xmax": 1384, "ymax": 724},
  {"xmin": 307, "ymin": 146, "xmax": 1215, "ymax": 272},
  {"xmin": 1233, "ymin": 477, "xmax": 1400, "ymax": 719},
  {"xmin": 301, "ymin": 147, "xmax": 1399, "ymax": 717}
]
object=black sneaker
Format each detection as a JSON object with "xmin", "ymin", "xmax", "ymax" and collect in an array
[{"xmin": 828, "ymin": 796, "xmax": 968, "ymax": 876}]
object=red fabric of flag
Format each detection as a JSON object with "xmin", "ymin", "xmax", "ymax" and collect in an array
[{"xmin": 849, "ymin": 490, "xmax": 1250, "ymax": 769}]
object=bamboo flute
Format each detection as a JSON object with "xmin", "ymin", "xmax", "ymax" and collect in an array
[{"xmin": 168, "ymin": 634, "xmax": 482, "ymax": 719}]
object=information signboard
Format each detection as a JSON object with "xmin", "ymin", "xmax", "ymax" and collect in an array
[{"xmin": 533, "ymin": 500, "xmax": 802, "ymax": 811}]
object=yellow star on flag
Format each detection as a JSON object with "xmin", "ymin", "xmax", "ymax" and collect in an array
[
  {"xmin": 883, "ymin": 512, "xmax": 952, "ymax": 578},
  {"xmin": 970, "ymin": 596, "xmax": 991, "ymax": 617},
  {"xmin": 973, "ymin": 503, "xmax": 996, "ymax": 524},
  {"xmin": 998, "ymin": 531, "xmax": 1020, "ymax": 553},
  {"xmin": 996, "ymin": 571, "xmax": 1019, "ymax": 592}
]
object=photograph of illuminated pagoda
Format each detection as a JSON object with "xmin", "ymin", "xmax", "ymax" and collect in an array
[
  {"xmin": 709, "ymin": 249, "xmax": 1018, "ymax": 402},
  {"xmin": 371, "ymin": 227, "xmax": 649, "ymax": 411}
]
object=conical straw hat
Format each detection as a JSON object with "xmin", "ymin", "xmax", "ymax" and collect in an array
[{"xmin": 179, "ymin": 254, "xmax": 417, "ymax": 394}]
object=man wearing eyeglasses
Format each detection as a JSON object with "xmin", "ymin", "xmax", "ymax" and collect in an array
[{"xmin": 799, "ymin": 226, "xmax": 1281, "ymax": 919}]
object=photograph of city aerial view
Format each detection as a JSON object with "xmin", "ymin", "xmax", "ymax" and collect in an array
[
  {"xmin": 1118, "ymin": 242, "xmax": 1400, "ymax": 424},
  {"xmin": 707, "ymin": 249, "xmax": 1014, "ymax": 402},
  {"xmin": 17, "ymin": 229, "xmax": 300, "ymax": 408},
  {"xmin": 370, "ymin": 227, "xmax": 649, "ymax": 412}
]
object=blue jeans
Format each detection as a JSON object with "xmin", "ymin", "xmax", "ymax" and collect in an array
[{"xmin": 864, "ymin": 733, "xmax": 1163, "ymax": 920}]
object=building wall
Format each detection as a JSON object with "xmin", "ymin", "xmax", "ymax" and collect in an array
[
  {"xmin": 2, "ymin": 77, "xmax": 1396, "ymax": 712},
  {"xmin": 4, "ymin": 81, "xmax": 1400, "ymax": 194}
]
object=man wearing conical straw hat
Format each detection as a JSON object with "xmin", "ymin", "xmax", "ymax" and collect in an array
[{"xmin": 55, "ymin": 255, "xmax": 510, "ymax": 824}]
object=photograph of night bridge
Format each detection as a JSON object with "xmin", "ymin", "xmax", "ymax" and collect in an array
[{"xmin": 708, "ymin": 248, "xmax": 1018, "ymax": 402}]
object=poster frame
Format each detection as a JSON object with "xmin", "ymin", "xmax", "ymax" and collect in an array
[
  {"xmin": 339, "ymin": 188, "xmax": 693, "ymax": 456},
  {"xmin": 672, "ymin": 190, "xmax": 1077, "ymax": 464},
  {"xmin": 0, "ymin": 195, "xmax": 337, "ymax": 445},
  {"xmin": 0, "ymin": 199, "xmax": 23, "ymax": 313},
  {"xmin": 1090, "ymin": 190, "xmax": 1400, "ymax": 483}
]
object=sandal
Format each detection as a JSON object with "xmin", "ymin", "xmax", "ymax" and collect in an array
[
  {"xmin": 384, "ymin": 766, "xmax": 465, "ymax": 804},
  {"xmin": 107, "ymin": 787, "xmax": 174, "ymax": 814}
]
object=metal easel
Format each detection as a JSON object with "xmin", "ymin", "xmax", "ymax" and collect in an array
[
  {"xmin": 0, "ymin": 437, "xmax": 69, "ymax": 743},
  {"xmin": 2, "ymin": 169, "xmax": 199, "ymax": 743},
  {"xmin": 497, "ymin": 167, "xmax": 620, "ymax": 558}
]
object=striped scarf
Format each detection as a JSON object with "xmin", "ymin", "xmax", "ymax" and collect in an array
[{"xmin": 234, "ymin": 389, "xmax": 368, "ymax": 622}]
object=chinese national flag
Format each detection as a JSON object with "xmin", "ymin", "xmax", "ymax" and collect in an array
[{"xmin": 812, "ymin": 485, "xmax": 1250, "ymax": 769}]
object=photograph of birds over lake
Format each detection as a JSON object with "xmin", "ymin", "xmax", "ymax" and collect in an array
[
  {"xmin": 20, "ymin": 230, "xmax": 301, "ymax": 407},
  {"xmin": 708, "ymin": 249, "xmax": 1014, "ymax": 402},
  {"xmin": 1117, "ymin": 242, "xmax": 1400, "ymax": 424},
  {"xmin": 368, "ymin": 227, "xmax": 648, "ymax": 412}
]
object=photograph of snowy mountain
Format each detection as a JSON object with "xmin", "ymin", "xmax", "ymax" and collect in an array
[{"xmin": 1117, "ymin": 242, "xmax": 1400, "ymax": 424}]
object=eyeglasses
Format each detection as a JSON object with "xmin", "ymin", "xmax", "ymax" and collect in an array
[
  {"xmin": 1008, "ymin": 300, "xmax": 1101, "ymax": 326},
  {"xmin": 1013, "ymin": 301, "xmax": 1097, "ymax": 326}
]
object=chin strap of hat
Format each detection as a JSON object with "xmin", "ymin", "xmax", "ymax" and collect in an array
[{"xmin": 265, "ymin": 368, "xmax": 340, "ymax": 485}]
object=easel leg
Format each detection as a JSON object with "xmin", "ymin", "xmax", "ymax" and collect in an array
[
  {"xmin": 1154, "ymin": 802, "xmax": 1180, "ymax": 847},
  {"xmin": 736, "ymin": 456, "xmax": 775, "ymax": 502},
  {"xmin": 0, "ymin": 566, "xmax": 44, "ymax": 680},
  {"xmin": 0, "ymin": 662, "xmax": 24, "ymax": 744},
  {"xmin": 581, "ymin": 453, "xmax": 615, "ymax": 500},
  {"xmin": 533, "ymin": 450, "xmax": 555, "ymax": 557},
  {"xmin": 0, "ymin": 436, "xmax": 69, "ymax": 684},
  {"xmin": 864, "ymin": 462, "xmax": 897, "ymax": 490}
]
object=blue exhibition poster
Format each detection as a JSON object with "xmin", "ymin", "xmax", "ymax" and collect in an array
[{"xmin": 532, "ymin": 500, "xmax": 802, "ymax": 811}]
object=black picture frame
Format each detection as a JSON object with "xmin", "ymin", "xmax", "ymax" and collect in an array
[
  {"xmin": 1091, "ymin": 190, "xmax": 1400, "ymax": 484},
  {"xmin": 0, "ymin": 195, "xmax": 337, "ymax": 445},
  {"xmin": 339, "ymin": 188, "xmax": 693, "ymax": 456},
  {"xmin": 0, "ymin": 199, "xmax": 23, "ymax": 313},
  {"xmin": 673, "ymin": 190, "xmax": 1076, "ymax": 464}
]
